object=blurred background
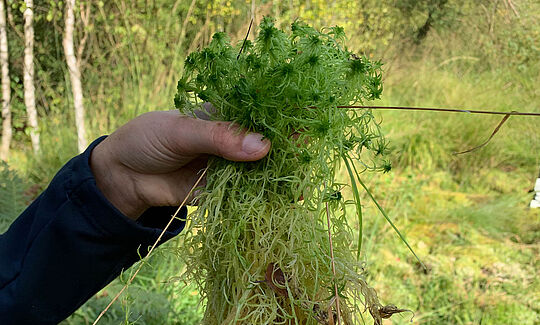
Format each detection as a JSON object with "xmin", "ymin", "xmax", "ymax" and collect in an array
[{"xmin": 0, "ymin": 0, "xmax": 538, "ymax": 324}]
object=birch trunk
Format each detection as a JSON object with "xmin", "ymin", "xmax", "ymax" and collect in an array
[
  {"xmin": 0, "ymin": 0, "xmax": 11, "ymax": 160},
  {"xmin": 24, "ymin": 0, "xmax": 40, "ymax": 154},
  {"xmin": 63, "ymin": 0, "xmax": 87, "ymax": 152}
]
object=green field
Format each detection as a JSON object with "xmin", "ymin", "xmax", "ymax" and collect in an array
[{"xmin": 1, "ymin": 1, "xmax": 539, "ymax": 324}]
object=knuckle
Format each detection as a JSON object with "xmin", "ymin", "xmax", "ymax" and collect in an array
[{"xmin": 211, "ymin": 123, "xmax": 237, "ymax": 156}]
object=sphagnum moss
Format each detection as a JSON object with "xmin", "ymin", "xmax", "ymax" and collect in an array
[{"xmin": 175, "ymin": 18, "xmax": 398, "ymax": 324}]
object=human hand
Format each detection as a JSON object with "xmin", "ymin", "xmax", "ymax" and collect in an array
[{"xmin": 90, "ymin": 110, "xmax": 271, "ymax": 220}]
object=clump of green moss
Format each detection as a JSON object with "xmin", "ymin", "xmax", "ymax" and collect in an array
[{"xmin": 176, "ymin": 17, "xmax": 393, "ymax": 324}]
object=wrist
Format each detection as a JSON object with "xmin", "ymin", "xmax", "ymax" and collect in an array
[{"xmin": 90, "ymin": 139, "xmax": 148, "ymax": 220}]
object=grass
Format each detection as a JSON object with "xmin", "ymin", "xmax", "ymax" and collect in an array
[
  {"xmin": 351, "ymin": 59, "xmax": 540, "ymax": 324},
  {"xmin": 362, "ymin": 187, "xmax": 539, "ymax": 324}
]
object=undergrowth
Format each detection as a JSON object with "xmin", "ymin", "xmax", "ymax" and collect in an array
[
  {"xmin": 61, "ymin": 241, "xmax": 203, "ymax": 325},
  {"xmin": 0, "ymin": 162, "xmax": 28, "ymax": 233},
  {"xmin": 361, "ymin": 168, "xmax": 539, "ymax": 324},
  {"xmin": 357, "ymin": 61, "xmax": 540, "ymax": 323}
]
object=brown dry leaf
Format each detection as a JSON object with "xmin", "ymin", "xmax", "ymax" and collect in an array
[
  {"xmin": 262, "ymin": 263, "xmax": 342, "ymax": 325},
  {"xmin": 370, "ymin": 304, "xmax": 412, "ymax": 325},
  {"xmin": 379, "ymin": 305, "xmax": 412, "ymax": 319},
  {"xmin": 370, "ymin": 304, "xmax": 414, "ymax": 325},
  {"xmin": 265, "ymin": 263, "xmax": 288, "ymax": 297}
]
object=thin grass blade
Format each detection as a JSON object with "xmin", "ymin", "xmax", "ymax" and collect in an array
[
  {"xmin": 342, "ymin": 155, "xmax": 363, "ymax": 260},
  {"xmin": 352, "ymin": 166, "xmax": 425, "ymax": 269}
]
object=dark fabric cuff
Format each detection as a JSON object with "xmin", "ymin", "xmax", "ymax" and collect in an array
[{"xmin": 68, "ymin": 136, "xmax": 187, "ymax": 247}]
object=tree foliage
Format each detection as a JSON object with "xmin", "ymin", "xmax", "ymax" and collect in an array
[{"xmin": 0, "ymin": 0, "xmax": 536, "ymax": 163}]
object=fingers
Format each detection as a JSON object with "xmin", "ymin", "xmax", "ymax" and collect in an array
[{"xmin": 172, "ymin": 115, "xmax": 271, "ymax": 162}]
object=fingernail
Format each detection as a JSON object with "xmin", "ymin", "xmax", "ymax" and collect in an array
[{"xmin": 242, "ymin": 133, "xmax": 267, "ymax": 154}]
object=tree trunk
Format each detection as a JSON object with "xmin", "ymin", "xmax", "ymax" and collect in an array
[
  {"xmin": 63, "ymin": 0, "xmax": 87, "ymax": 153},
  {"xmin": 24, "ymin": 0, "xmax": 40, "ymax": 154},
  {"xmin": 0, "ymin": 0, "xmax": 11, "ymax": 160}
]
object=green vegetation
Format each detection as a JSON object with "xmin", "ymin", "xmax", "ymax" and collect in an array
[
  {"xmin": 0, "ymin": 161, "xmax": 28, "ymax": 232},
  {"xmin": 361, "ymin": 59, "xmax": 540, "ymax": 324},
  {"xmin": 0, "ymin": 1, "xmax": 538, "ymax": 324},
  {"xmin": 176, "ymin": 18, "xmax": 395, "ymax": 324}
]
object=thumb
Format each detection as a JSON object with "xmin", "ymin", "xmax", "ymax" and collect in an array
[{"xmin": 174, "ymin": 116, "xmax": 271, "ymax": 161}]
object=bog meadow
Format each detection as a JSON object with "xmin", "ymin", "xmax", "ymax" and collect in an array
[{"xmin": 0, "ymin": 1, "xmax": 539, "ymax": 324}]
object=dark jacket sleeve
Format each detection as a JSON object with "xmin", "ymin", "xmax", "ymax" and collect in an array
[{"xmin": 0, "ymin": 136, "xmax": 187, "ymax": 325}]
